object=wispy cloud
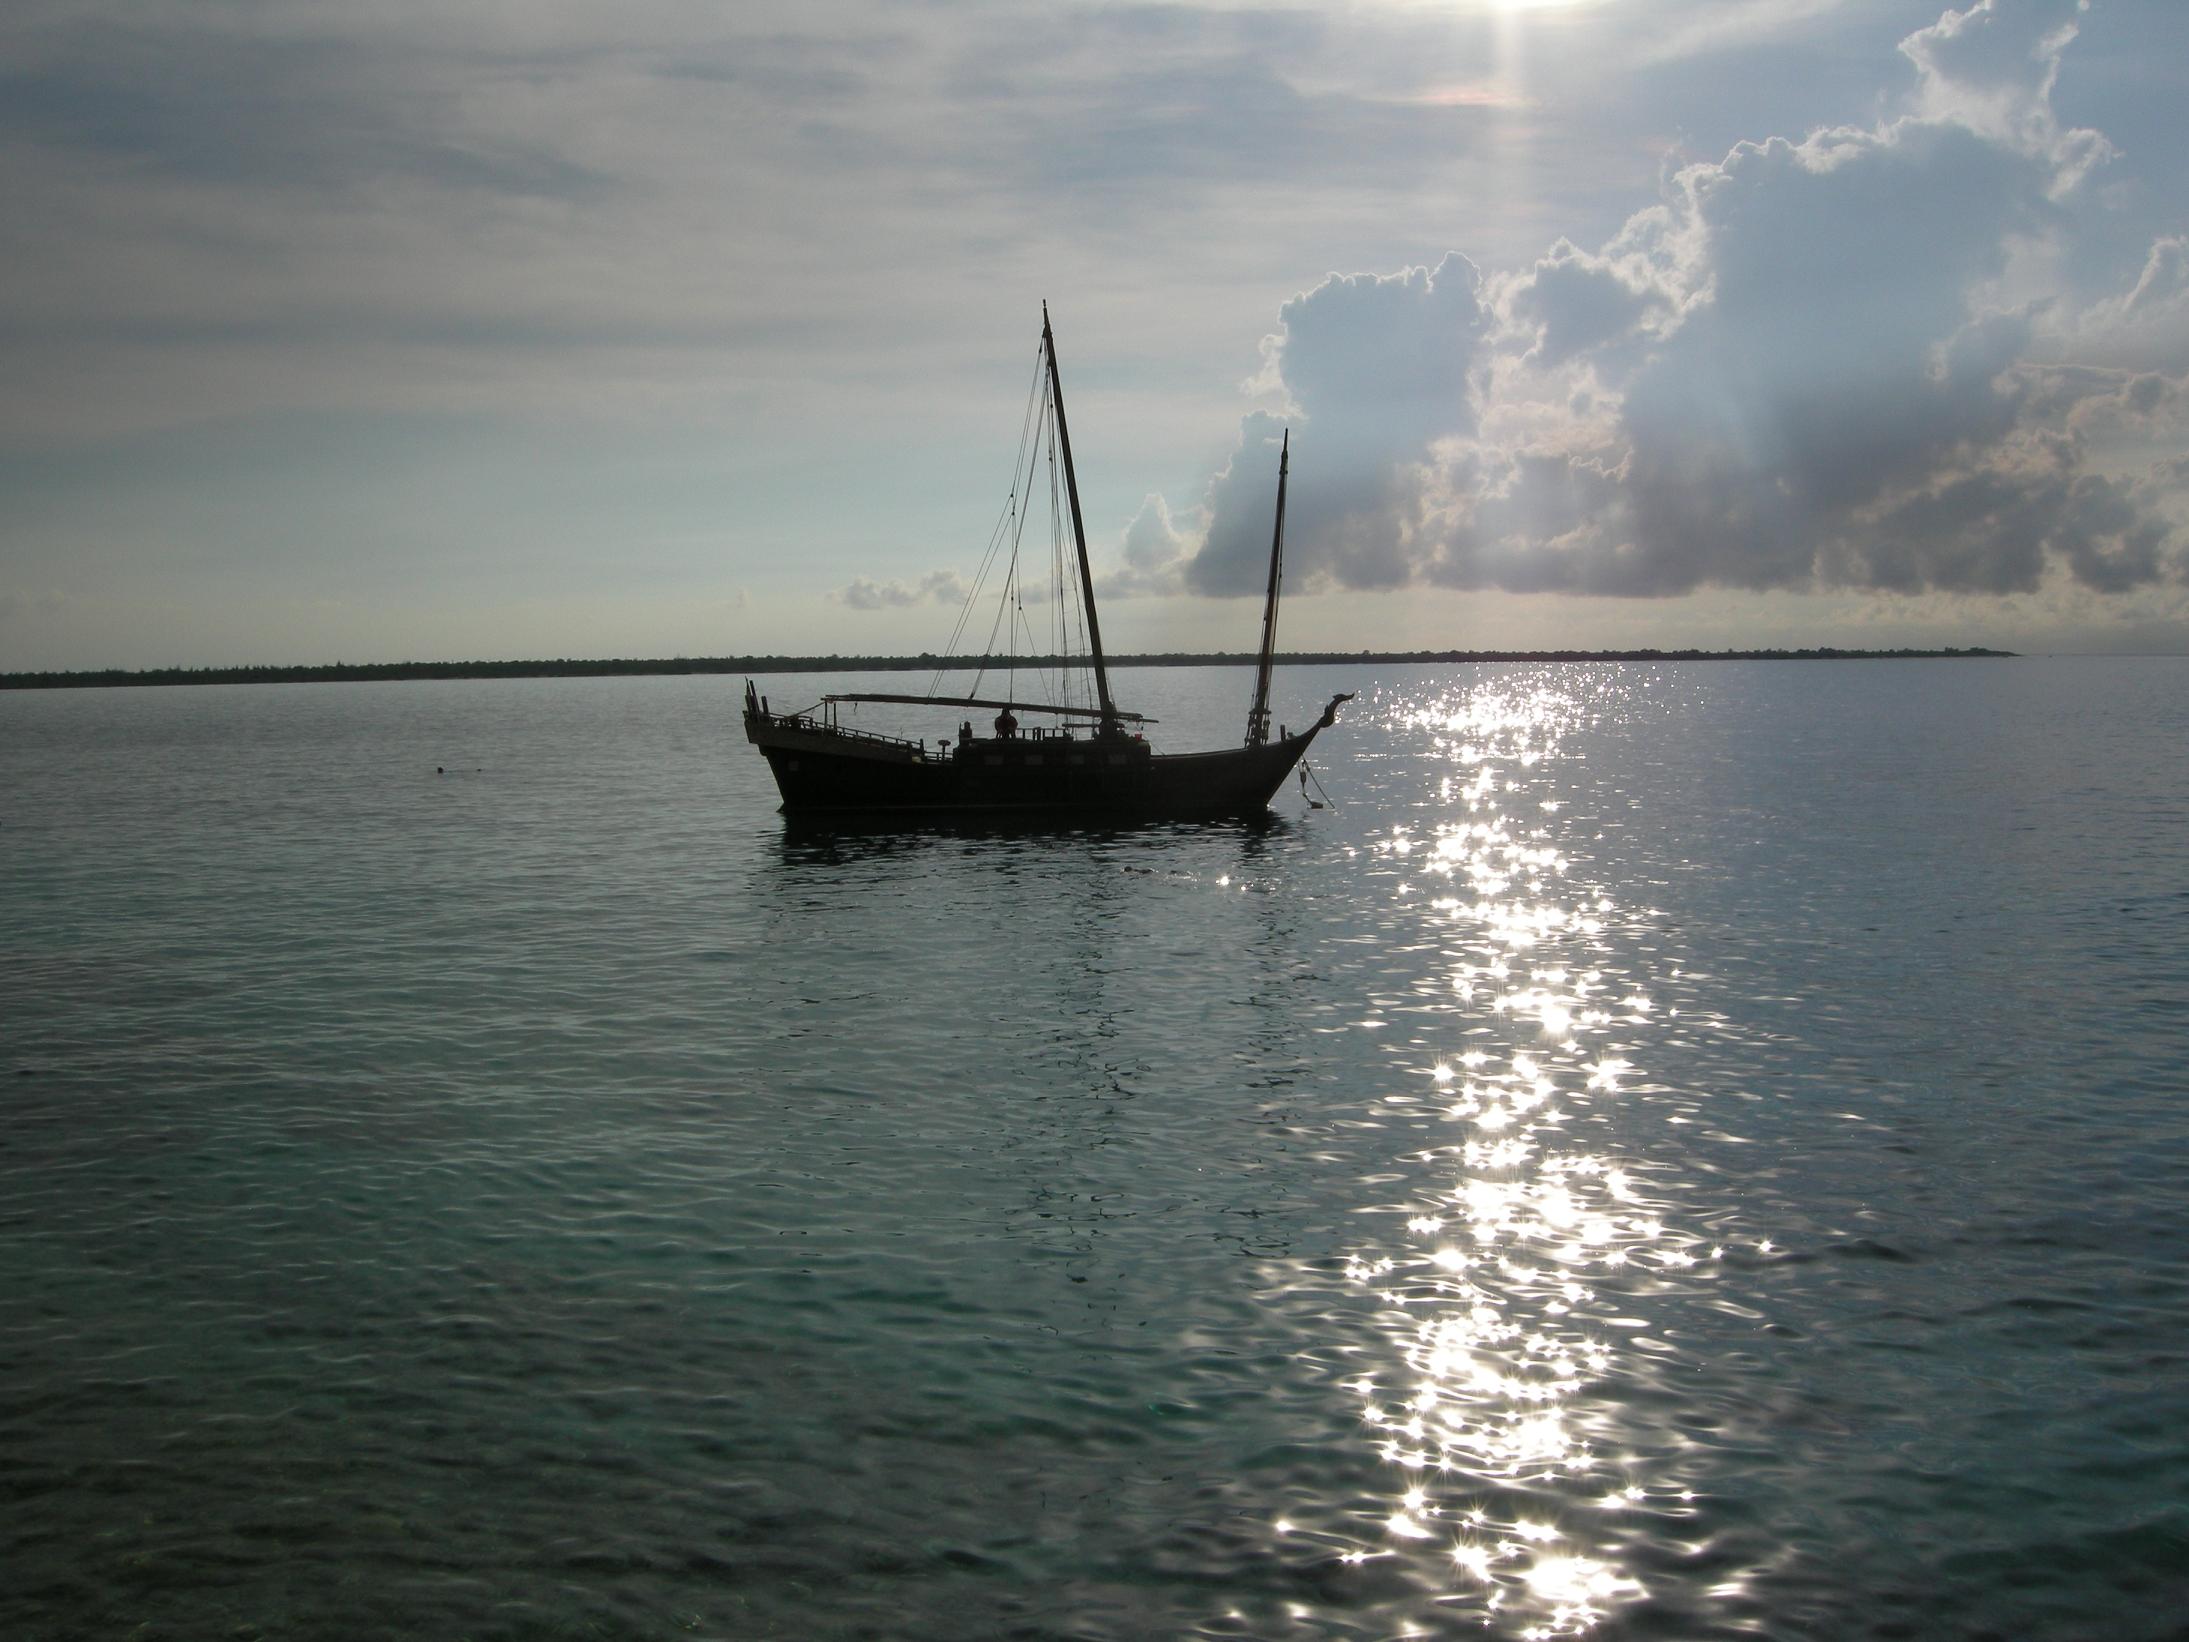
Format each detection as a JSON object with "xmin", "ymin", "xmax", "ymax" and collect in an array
[
  {"xmin": 1635, "ymin": 0, "xmax": 1857, "ymax": 66},
  {"xmin": 833, "ymin": 570, "xmax": 967, "ymax": 611}
]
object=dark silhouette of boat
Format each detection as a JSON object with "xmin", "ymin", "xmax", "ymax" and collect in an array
[{"xmin": 744, "ymin": 307, "xmax": 1350, "ymax": 818}]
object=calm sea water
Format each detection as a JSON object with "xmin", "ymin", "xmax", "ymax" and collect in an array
[{"xmin": 4, "ymin": 659, "xmax": 2186, "ymax": 1641}]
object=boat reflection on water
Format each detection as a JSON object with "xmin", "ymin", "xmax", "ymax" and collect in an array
[{"xmin": 767, "ymin": 811, "xmax": 1311, "ymax": 876}]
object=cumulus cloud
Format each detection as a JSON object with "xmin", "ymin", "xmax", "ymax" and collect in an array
[
  {"xmin": 1101, "ymin": 493, "xmax": 1190, "ymax": 598},
  {"xmin": 832, "ymin": 570, "xmax": 967, "ymax": 610},
  {"xmin": 1159, "ymin": 0, "xmax": 2184, "ymax": 606},
  {"xmin": 1188, "ymin": 253, "xmax": 1489, "ymax": 595}
]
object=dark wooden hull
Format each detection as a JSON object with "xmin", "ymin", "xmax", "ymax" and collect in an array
[{"xmin": 744, "ymin": 709, "xmax": 1329, "ymax": 819}]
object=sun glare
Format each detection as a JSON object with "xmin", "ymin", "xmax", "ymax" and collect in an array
[{"xmin": 1306, "ymin": 676, "xmax": 1741, "ymax": 1634}]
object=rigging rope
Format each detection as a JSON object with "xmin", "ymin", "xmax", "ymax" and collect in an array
[
  {"xmin": 917, "ymin": 332, "xmax": 1108, "ymax": 723},
  {"xmin": 1300, "ymin": 760, "xmax": 1338, "ymax": 810},
  {"xmin": 930, "ymin": 347, "xmax": 1048, "ymax": 699},
  {"xmin": 970, "ymin": 347, "xmax": 1050, "ymax": 705}
]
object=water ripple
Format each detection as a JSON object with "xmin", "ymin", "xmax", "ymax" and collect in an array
[{"xmin": 3, "ymin": 664, "xmax": 2187, "ymax": 1639}]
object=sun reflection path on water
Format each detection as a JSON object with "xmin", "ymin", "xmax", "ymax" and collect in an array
[{"xmin": 1309, "ymin": 679, "xmax": 1725, "ymax": 1637}]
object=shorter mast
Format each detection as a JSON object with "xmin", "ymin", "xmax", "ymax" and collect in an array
[
  {"xmin": 1043, "ymin": 304, "xmax": 1119, "ymax": 734},
  {"xmin": 1246, "ymin": 429, "xmax": 1289, "ymax": 745}
]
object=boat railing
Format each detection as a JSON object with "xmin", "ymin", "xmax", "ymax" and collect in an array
[{"xmin": 762, "ymin": 706, "xmax": 942, "ymax": 760}]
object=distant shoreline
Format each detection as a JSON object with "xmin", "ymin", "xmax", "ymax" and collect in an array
[{"xmin": 1, "ymin": 648, "xmax": 2017, "ymax": 689}]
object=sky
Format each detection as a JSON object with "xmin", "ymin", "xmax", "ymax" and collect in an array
[{"xmin": 1, "ymin": 0, "xmax": 2185, "ymax": 670}]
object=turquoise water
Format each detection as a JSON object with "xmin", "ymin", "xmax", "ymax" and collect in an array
[{"xmin": 4, "ymin": 660, "xmax": 2185, "ymax": 1639}]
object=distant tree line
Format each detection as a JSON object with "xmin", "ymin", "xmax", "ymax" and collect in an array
[{"xmin": 0, "ymin": 647, "xmax": 2015, "ymax": 689}]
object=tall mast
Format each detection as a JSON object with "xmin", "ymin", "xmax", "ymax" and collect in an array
[
  {"xmin": 1246, "ymin": 429, "xmax": 1289, "ymax": 746},
  {"xmin": 1042, "ymin": 303, "xmax": 1118, "ymax": 733}
]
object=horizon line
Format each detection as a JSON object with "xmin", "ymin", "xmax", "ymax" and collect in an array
[{"xmin": 2, "ymin": 647, "xmax": 2023, "ymax": 690}]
